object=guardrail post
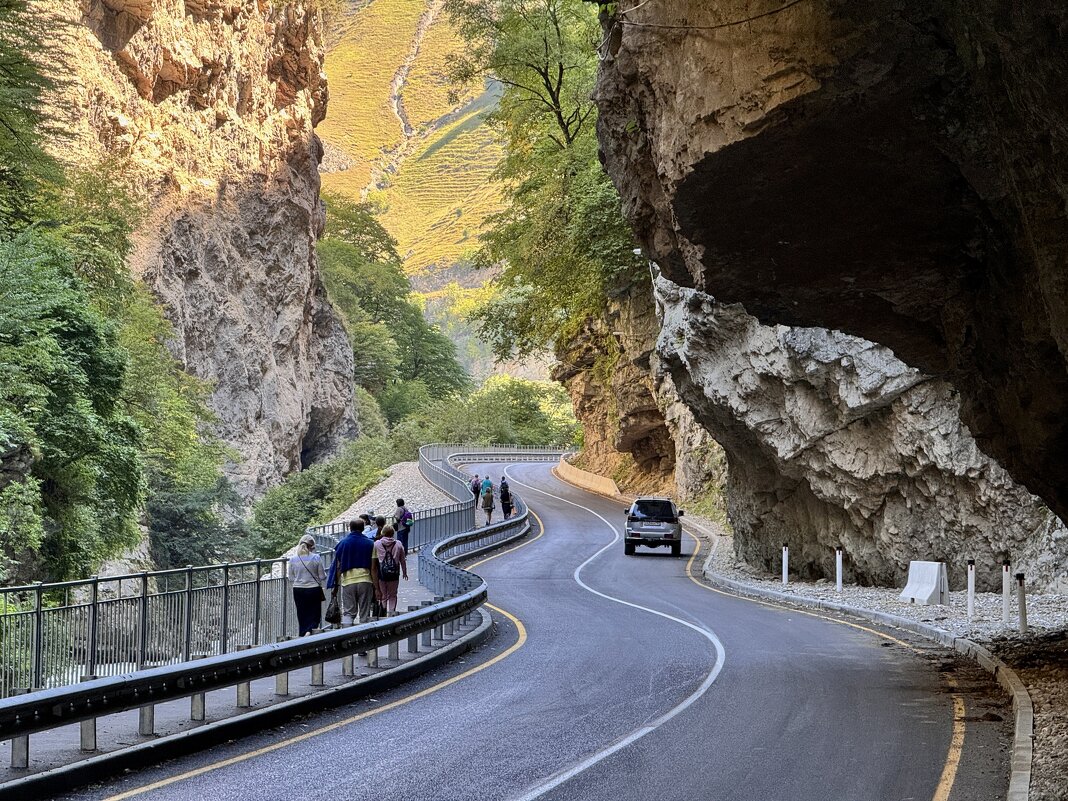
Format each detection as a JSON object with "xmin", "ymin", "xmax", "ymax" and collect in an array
[
  {"xmin": 183, "ymin": 565, "xmax": 194, "ymax": 662},
  {"xmin": 10, "ymin": 688, "xmax": 29, "ymax": 769},
  {"xmin": 221, "ymin": 563, "xmax": 230, "ymax": 654},
  {"xmin": 80, "ymin": 675, "xmax": 98, "ymax": 751},
  {"xmin": 275, "ymin": 638, "xmax": 291, "ymax": 696},
  {"xmin": 342, "ymin": 652, "xmax": 354, "ymax": 677},
  {"xmin": 388, "ymin": 636, "xmax": 399, "ymax": 662},
  {"xmin": 781, "ymin": 544, "xmax": 789, "ymax": 586},
  {"xmin": 191, "ymin": 655, "xmax": 207, "ymax": 720},
  {"xmin": 835, "ymin": 547, "xmax": 843, "ymax": 593},
  {"xmin": 236, "ymin": 644, "xmax": 252, "ymax": 706},
  {"xmin": 138, "ymin": 701, "xmax": 155, "ymax": 737},
  {"xmin": 1016, "ymin": 573, "xmax": 1028, "ymax": 634},
  {"xmin": 32, "ymin": 583, "xmax": 43, "ymax": 689},
  {"xmin": 310, "ymin": 631, "xmax": 324, "ymax": 686},
  {"xmin": 433, "ymin": 597, "xmax": 445, "ymax": 641},
  {"xmin": 407, "ymin": 606, "xmax": 420, "ymax": 653},
  {"xmin": 137, "ymin": 572, "xmax": 149, "ymax": 670},
  {"xmin": 420, "ymin": 601, "xmax": 433, "ymax": 649},
  {"xmin": 87, "ymin": 576, "xmax": 99, "ymax": 677},
  {"xmin": 966, "ymin": 559, "xmax": 975, "ymax": 622}
]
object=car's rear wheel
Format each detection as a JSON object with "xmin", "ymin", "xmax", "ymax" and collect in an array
[
  {"xmin": 672, "ymin": 541, "xmax": 681, "ymax": 557},
  {"xmin": 624, "ymin": 541, "xmax": 635, "ymax": 556}
]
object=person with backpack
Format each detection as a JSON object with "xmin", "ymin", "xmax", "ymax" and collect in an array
[
  {"xmin": 394, "ymin": 498, "xmax": 414, "ymax": 550},
  {"xmin": 499, "ymin": 478, "xmax": 513, "ymax": 520},
  {"xmin": 374, "ymin": 524, "xmax": 408, "ymax": 616},
  {"xmin": 327, "ymin": 520, "xmax": 377, "ymax": 625},
  {"xmin": 481, "ymin": 482, "xmax": 495, "ymax": 525},
  {"xmin": 288, "ymin": 534, "xmax": 326, "ymax": 635},
  {"xmin": 469, "ymin": 474, "xmax": 481, "ymax": 499}
]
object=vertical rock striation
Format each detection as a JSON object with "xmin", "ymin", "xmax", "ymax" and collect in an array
[
  {"xmin": 654, "ymin": 277, "xmax": 1068, "ymax": 591},
  {"xmin": 594, "ymin": 0, "xmax": 1068, "ymax": 527},
  {"xmin": 48, "ymin": 0, "xmax": 357, "ymax": 498}
]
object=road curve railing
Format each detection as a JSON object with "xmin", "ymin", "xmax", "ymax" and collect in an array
[{"xmin": 0, "ymin": 445, "xmax": 566, "ymax": 759}]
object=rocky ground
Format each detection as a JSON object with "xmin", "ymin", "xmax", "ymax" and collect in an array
[
  {"xmin": 691, "ymin": 515, "xmax": 1067, "ymax": 801},
  {"xmin": 330, "ymin": 461, "xmax": 455, "ymax": 525}
]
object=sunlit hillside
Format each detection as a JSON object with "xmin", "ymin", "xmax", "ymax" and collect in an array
[{"xmin": 320, "ymin": 0, "xmax": 503, "ymax": 276}]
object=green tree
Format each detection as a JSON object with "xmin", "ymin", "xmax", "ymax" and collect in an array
[
  {"xmin": 0, "ymin": 0, "xmax": 58, "ymax": 227},
  {"xmin": 0, "ymin": 231, "xmax": 143, "ymax": 582},
  {"xmin": 318, "ymin": 195, "xmax": 469, "ymax": 403},
  {"xmin": 445, "ymin": 0, "xmax": 641, "ymax": 360}
]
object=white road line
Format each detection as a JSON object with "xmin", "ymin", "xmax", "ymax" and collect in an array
[{"xmin": 504, "ymin": 466, "xmax": 727, "ymax": 801}]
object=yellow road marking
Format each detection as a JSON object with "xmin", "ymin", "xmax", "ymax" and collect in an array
[
  {"xmin": 681, "ymin": 528, "xmax": 966, "ymax": 801},
  {"xmin": 102, "ymin": 517, "xmax": 547, "ymax": 801}
]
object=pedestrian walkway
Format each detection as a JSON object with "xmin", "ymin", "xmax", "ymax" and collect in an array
[{"xmin": 0, "ymin": 582, "xmax": 480, "ymax": 780}]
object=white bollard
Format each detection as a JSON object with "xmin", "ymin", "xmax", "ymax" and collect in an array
[
  {"xmin": 1002, "ymin": 561, "xmax": 1012, "ymax": 625},
  {"xmin": 835, "ymin": 547, "xmax": 843, "ymax": 593},
  {"xmin": 781, "ymin": 544, "xmax": 789, "ymax": 586},
  {"xmin": 1016, "ymin": 573, "xmax": 1028, "ymax": 634},
  {"xmin": 966, "ymin": 559, "xmax": 975, "ymax": 622}
]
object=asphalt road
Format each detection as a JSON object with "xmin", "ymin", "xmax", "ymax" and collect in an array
[{"xmin": 67, "ymin": 462, "xmax": 1009, "ymax": 801}]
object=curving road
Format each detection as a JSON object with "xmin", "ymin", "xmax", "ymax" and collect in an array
[{"xmin": 67, "ymin": 462, "xmax": 1009, "ymax": 801}]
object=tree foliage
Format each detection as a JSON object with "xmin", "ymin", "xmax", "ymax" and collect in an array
[
  {"xmin": 445, "ymin": 0, "xmax": 642, "ymax": 361},
  {"xmin": 0, "ymin": 3, "xmax": 239, "ymax": 580},
  {"xmin": 318, "ymin": 195, "xmax": 469, "ymax": 402}
]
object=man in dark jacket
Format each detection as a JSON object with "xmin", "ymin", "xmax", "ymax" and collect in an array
[{"xmin": 327, "ymin": 520, "xmax": 378, "ymax": 625}]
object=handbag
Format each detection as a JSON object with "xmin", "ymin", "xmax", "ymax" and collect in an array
[{"xmin": 324, "ymin": 586, "xmax": 342, "ymax": 626}]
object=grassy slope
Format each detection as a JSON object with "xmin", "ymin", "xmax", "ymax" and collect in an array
[
  {"xmin": 319, "ymin": 0, "xmax": 426, "ymax": 193},
  {"xmin": 320, "ymin": 0, "xmax": 502, "ymax": 275}
]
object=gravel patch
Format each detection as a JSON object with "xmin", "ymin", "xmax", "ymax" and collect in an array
[
  {"xmin": 686, "ymin": 514, "xmax": 1068, "ymax": 801},
  {"xmin": 330, "ymin": 461, "xmax": 456, "ymax": 525}
]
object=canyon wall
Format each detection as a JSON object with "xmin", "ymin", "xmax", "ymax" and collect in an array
[
  {"xmin": 594, "ymin": 0, "xmax": 1068, "ymax": 526},
  {"xmin": 654, "ymin": 277, "xmax": 1068, "ymax": 592},
  {"xmin": 553, "ymin": 282, "xmax": 727, "ymax": 506},
  {"xmin": 48, "ymin": 0, "xmax": 356, "ymax": 497},
  {"xmin": 584, "ymin": 0, "xmax": 1068, "ymax": 588}
]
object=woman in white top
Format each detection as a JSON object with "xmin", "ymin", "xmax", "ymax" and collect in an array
[{"xmin": 288, "ymin": 534, "xmax": 327, "ymax": 635}]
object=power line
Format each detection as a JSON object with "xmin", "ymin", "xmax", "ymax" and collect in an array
[{"xmin": 618, "ymin": 0, "xmax": 809, "ymax": 32}]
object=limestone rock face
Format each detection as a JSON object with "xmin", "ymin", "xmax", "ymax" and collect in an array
[
  {"xmin": 48, "ymin": 0, "xmax": 356, "ymax": 498},
  {"xmin": 655, "ymin": 277, "xmax": 1068, "ymax": 591},
  {"xmin": 595, "ymin": 0, "xmax": 1068, "ymax": 526},
  {"xmin": 553, "ymin": 283, "xmax": 726, "ymax": 502}
]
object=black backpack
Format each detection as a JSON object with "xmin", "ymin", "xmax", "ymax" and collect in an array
[{"xmin": 379, "ymin": 542, "xmax": 400, "ymax": 582}]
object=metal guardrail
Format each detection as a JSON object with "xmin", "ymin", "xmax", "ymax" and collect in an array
[
  {"xmin": 0, "ymin": 444, "xmax": 565, "ymax": 699},
  {"xmin": 0, "ymin": 445, "xmax": 561, "ymax": 747},
  {"xmin": 0, "ymin": 561, "xmax": 290, "ymax": 698}
]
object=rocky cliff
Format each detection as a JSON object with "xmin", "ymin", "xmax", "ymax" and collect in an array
[
  {"xmin": 553, "ymin": 281, "xmax": 727, "ymax": 506},
  {"xmin": 47, "ymin": 0, "xmax": 357, "ymax": 497},
  {"xmin": 655, "ymin": 277, "xmax": 1068, "ymax": 592},
  {"xmin": 594, "ymin": 0, "xmax": 1068, "ymax": 528}
]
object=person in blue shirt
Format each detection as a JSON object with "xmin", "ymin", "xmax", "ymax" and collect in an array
[{"xmin": 327, "ymin": 519, "xmax": 377, "ymax": 625}]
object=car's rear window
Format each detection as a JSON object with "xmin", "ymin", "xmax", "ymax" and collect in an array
[{"xmin": 630, "ymin": 500, "xmax": 676, "ymax": 519}]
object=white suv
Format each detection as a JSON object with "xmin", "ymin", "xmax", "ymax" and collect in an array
[{"xmin": 624, "ymin": 497, "xmax": 684, "ymax": 556}]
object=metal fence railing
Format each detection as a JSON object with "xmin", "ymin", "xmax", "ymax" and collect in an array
[
  {"xmin": 0, "ymin": 444, "xmax": 566, "ymax": 699},
  {"xmin": 0, "ymin": 561, "xmax": 290, "ymax": 698}
]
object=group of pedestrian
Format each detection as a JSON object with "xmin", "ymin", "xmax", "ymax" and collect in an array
[
  {"xmin": 469, "ymin": 474, "xmax": 513, "ymax": 526},
  {"xmin": 288, "ymin": 498, "xmax": 413, "ymax": 635}
]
